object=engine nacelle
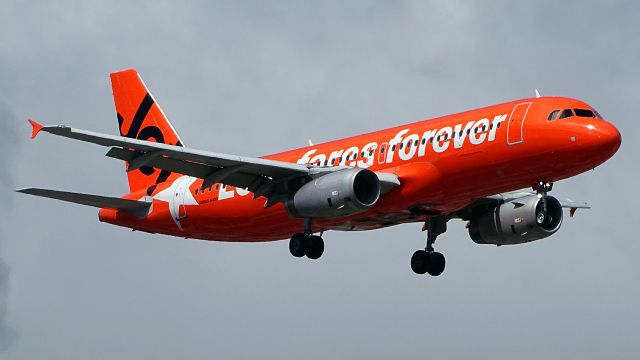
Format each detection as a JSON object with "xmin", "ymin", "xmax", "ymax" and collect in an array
[
  {"xmin": 286, "ymin": 168, "xmax": 381, "ymax": 218},
  {"xmin": 469, "ymin": 195, "xmax": 563, "ymax": 245}
]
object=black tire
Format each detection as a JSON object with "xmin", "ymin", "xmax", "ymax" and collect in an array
[
  {"xmin": 289, "ymin": 233, "xmax": 309, "ymax": 257},
  {"xmin": 306, "ymin": 235, "xmax": 324, "ymax": 260},
  {"xmin": 427, "ymin": 252, "xmax": 445, "ymax": 277},
  {"xmin": 411, "ymin": 250, "xmax": 429, "ymax": 275}
]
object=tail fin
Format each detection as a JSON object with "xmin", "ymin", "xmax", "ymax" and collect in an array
[{"xmin": 110, "ymin": 69, "xmax": 185, "ymax": 193}]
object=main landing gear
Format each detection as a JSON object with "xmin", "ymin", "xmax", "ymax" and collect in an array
[
  {"xmin": 411, "ymin": 216, "xmax": 447, "ymax": 276},
  {"xmin": 289, "ymin": 219, "xmax": 324, "ymax": 260}
]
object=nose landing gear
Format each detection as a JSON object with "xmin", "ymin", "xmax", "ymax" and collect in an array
[
  {"xmin": 411, "ymin": 216, "xmax": 447, "ymax": 276},
  {"xmin": 536, "ymin": 180, "xmax": 554, "ymax": 211}
]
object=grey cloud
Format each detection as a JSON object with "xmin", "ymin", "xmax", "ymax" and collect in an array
[
  {"xmin": 0, "ymin": 1, "xmax": 639, "ymax": 359},
  {"xmin": 0, "ymin": 260, "xmax": 17, "ymax": 351},
  {"xmin": 0, "ymin": 101, "xmax": 17, "ymax": 197},
  {"xmin": 0, "ymin": 101, "xmax": 19, "ymax": 351}
]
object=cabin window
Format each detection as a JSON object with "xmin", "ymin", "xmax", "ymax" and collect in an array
[
  {"xmin": 548, "ymin": 110, "xmax": 560, "ymax": 120},
  {"xmin": 559, "ymin": 109, "xmax": 574, "ymax": 119},
  {"xmin": 574, "ymin": 108, "xmax": 596, "ymax": 118}
]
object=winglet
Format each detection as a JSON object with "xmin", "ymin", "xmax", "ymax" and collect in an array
[{"xmin": 28, "ymin": 119, "xmax": 44, "ymax": 139}]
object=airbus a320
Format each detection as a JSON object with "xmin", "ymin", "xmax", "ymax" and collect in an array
[{"xmin": 19, "ymin": 69, "xmax": 622, "ymax": 276}]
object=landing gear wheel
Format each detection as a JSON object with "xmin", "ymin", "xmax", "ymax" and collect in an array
[
  {"xmin": 411, "ymin": 250, "xmax": 429, "ymax": 275},
  {"xmin": 289, "ymin": 233, "xmax": 309, "ymax": 258},
  {"xmin": 426, "ymin": 252, "xmax": 445, "ymax": 277},
  {"xmin": 411, "ymin": 216, "xmax": 448, "ymax": 276},
  {"xmin": 306, "ymin": 235, "xmax": 324, "ymax": 260}
]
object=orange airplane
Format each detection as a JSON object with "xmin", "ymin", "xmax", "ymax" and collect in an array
[{"xmin": 19, "ymin": 69, "xmax": 621, "ymax": 276}]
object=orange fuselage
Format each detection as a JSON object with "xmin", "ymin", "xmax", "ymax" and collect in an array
[{"xmin": 99, "ymin": 96, "xmax": 621, "ymax": 242}]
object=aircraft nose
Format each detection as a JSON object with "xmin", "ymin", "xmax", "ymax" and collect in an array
[{"xmin": 591, "ymin": 120, "xmax": 622, "ymax": 156}]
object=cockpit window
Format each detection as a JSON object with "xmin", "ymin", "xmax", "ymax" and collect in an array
[
  {"xmin": 593, "ymin": 109, "xmax": 603, "ymax": 118},
  {"xmin": 548, "ymin": 110, "xmax": 560, "ymax": 121},
  {"xmin": 558, "ymin": 109, "xmax": 574, "ymax": 119},
  {"xmin": 574, "ymin": 108, "xmax": 596, "ymax": 118}
]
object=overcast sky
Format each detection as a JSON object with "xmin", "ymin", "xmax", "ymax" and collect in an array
[{"xmin": 1, "ymin": 1, "xmax": 639, "ymax": 359}]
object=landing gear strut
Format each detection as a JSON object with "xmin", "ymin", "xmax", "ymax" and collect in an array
[
  {"xmin": 535, "ymin": 180, "xmax": 554, "ymax": 224},
  {"xmin": 411, "ymin": 216, "xmax": 447, "ymax": 276},
  {"xmin": 289, "ymin": 218, "xmax": 324, "ymax": 260}
]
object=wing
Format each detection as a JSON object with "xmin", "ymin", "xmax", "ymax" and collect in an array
[{"xmin": 28, "ymin": 120, "xmax": 400, "ymax": 206}]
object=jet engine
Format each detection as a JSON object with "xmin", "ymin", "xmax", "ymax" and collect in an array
[
  {"xmin": 468, "ymin": 195, "xmax": 563, "ymax": 245},
  {"xmin": 286, "ymin": 168, "xmax": 381, "ymax": 218}
]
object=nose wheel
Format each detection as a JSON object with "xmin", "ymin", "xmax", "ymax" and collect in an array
[{"xmin": 411, "ymin": 216, "xmax": 447, "ymax": 276}]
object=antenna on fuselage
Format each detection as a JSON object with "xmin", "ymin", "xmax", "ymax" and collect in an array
[
  {"xmin": 308, "ymin": 139, "xmax": 314, "ymax": 146},
  {"xmin": 535, "ymin": 89, "xmax": 541, "ymax": 98}
]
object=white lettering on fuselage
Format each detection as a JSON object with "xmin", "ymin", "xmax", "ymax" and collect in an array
[
  {"xmin": 215, "ymin": 114, "xmax": 508, "ymax": 203},
  {"xmin": 297, "ymin": 114, "xmax": 507, "ymax": 168}
]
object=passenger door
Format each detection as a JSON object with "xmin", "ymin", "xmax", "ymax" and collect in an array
[
  {"xmin": 507, "ymin": 102, "xmax": 532, "ymax": 145},
  {"xmin": 378, "ymin": 142, "xmax": 389, "ymax": 164}
]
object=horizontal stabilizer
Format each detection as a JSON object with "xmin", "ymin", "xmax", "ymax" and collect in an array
[{"xmin": 17, "ymin": 188, "xmax": 151, "ymax": 211}]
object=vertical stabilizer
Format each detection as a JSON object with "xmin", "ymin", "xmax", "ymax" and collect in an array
[{"xmin": 110, "ymin": 69, "xmax": 185, "ymax": 193}]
